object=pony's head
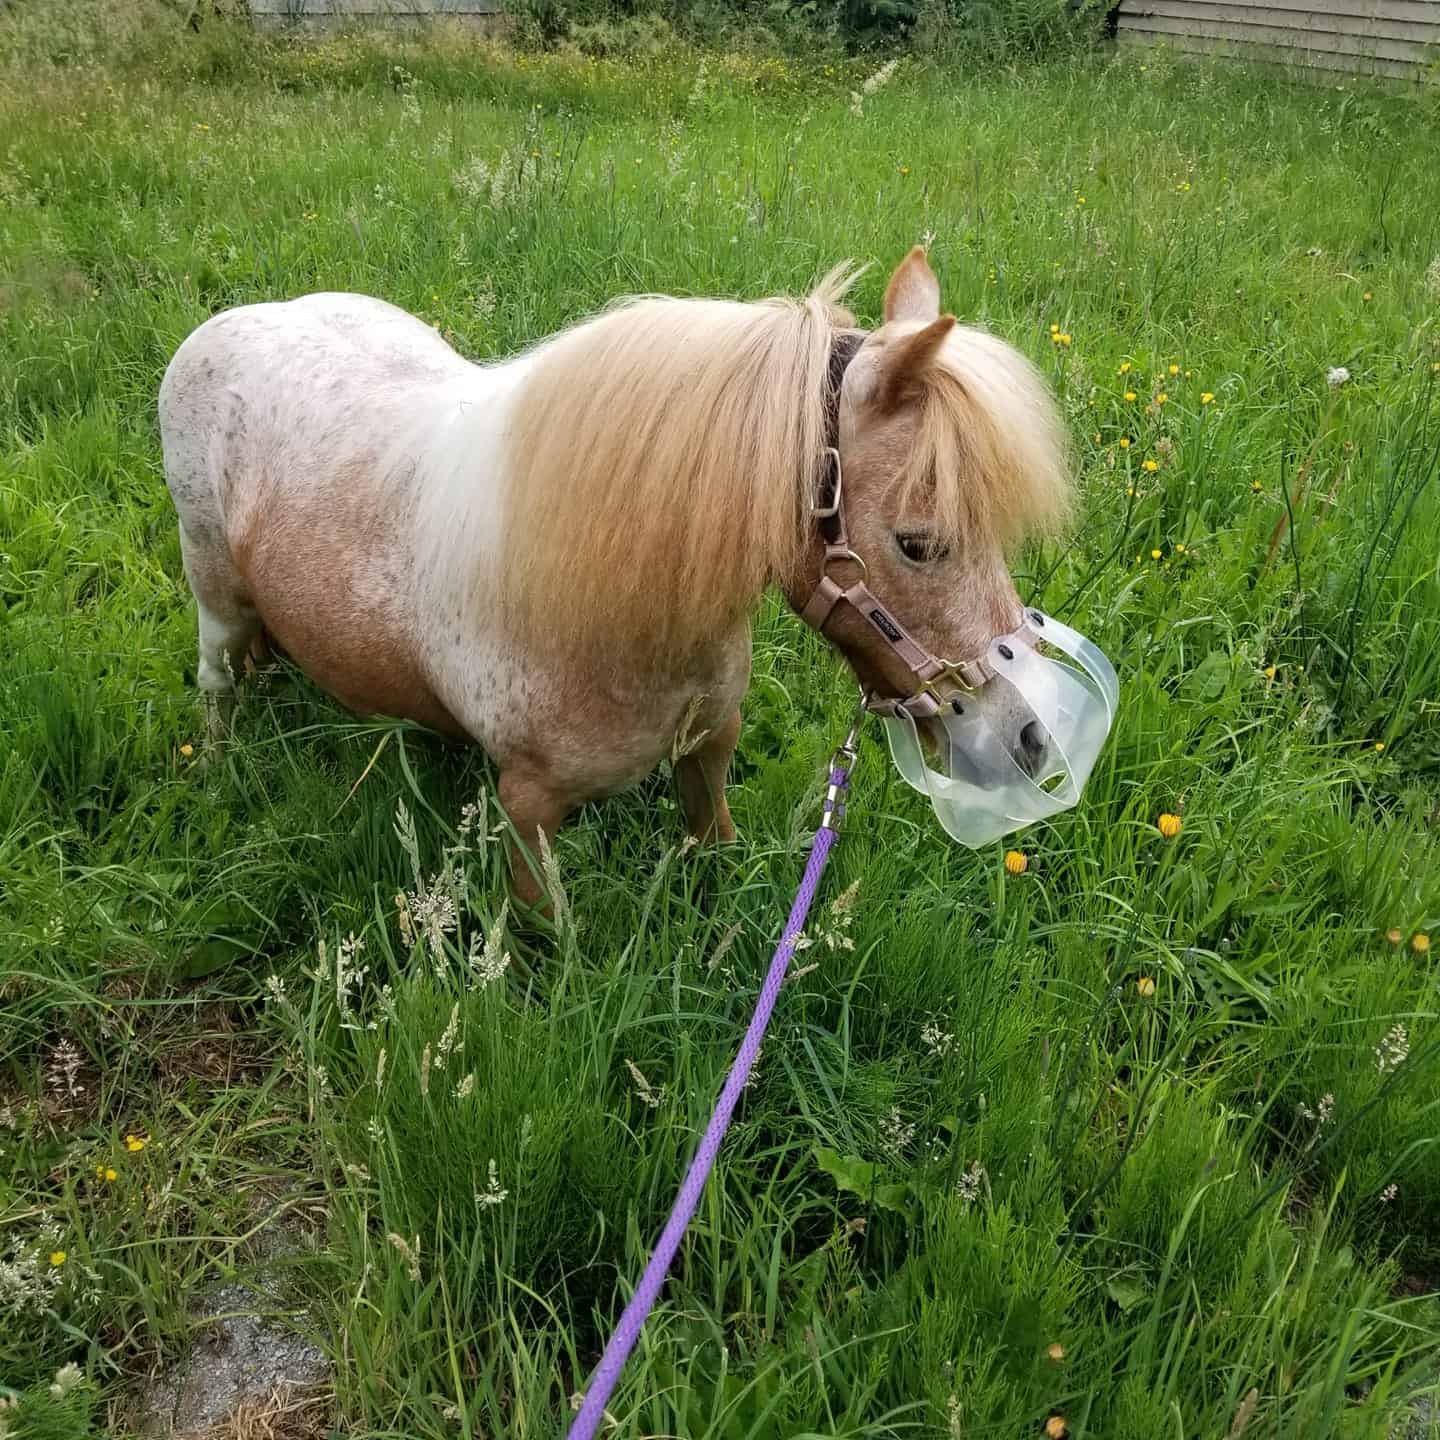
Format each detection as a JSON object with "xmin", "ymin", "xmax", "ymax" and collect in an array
[{"xmin": 778, "ymin": 248, "xmax": 1071, "ymax": 775}]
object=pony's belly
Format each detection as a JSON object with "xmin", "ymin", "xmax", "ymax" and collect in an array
[
  {"xmin": 261, "ymin": 602, "xmax": 466, "ymax": 737},
  {"xmin": 233, "ymin": 506, "xmax": 467, "ymax": 738}
]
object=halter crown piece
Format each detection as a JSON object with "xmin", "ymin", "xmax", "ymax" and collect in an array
[{"xmin": 798, "ymin": 334, "xmax": 1119, "ymax": 847}]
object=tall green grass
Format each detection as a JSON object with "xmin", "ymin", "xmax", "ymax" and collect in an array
[{"xmin": 1, "ymin": 8, "xmax": 1438, "ymax": 1437}]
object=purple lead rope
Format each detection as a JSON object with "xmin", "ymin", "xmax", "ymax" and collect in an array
[{"xmin": 567, "ymin": 737, "xmax": 860, "ymax": 1440}]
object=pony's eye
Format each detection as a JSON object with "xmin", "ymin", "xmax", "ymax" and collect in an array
[{"xmin": 895, "ymin": 532, "xmax": 951, "ymax": 565}]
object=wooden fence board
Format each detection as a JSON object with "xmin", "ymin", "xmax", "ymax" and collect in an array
[
  {"xmin": 1117, "ymin": 0, "xmax": 1439, "ymax": 78},
  {"xmin": 1118, "ymin": 24, "xmax": 1427, "ymax": 77},
  {"xmin": 1137, "ymin": 0, "xmax": 1437, "ymax": 43}
]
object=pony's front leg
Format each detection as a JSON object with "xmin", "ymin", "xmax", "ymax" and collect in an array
[
  {"xmin": 498, "ymin": 766, "xmax": 575, "ymax": 912},
  {"xmin": 675, "ymin": 707, "xmax": 741, "ymax": 844}
]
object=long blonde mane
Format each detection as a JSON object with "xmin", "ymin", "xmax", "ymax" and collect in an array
[
  {"xmin": 499, "ymin": 268, "xmax": 1070, "ymax": 673},
  {"xmin": 500, "ymin": 266, "xmax": 859, "ymax": 673}
]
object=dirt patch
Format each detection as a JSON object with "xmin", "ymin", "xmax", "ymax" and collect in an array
[
  {"xmin": 1402, "ymin": 1397, "xmax": 1437, "ymax": 1440},
  {"xmin": 134, "ymin": 1282, "xmax": 330, "ymax": 1438}
]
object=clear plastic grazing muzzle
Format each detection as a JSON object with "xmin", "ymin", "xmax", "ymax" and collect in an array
[{"xmin": 882, "ymin": 610, "xmax": 1118, "ymax": 847}]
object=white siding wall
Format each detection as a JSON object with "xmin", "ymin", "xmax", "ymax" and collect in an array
[{"xmin": 1117, "ymin": 0, "xmax": 1440, "ymax": 80}]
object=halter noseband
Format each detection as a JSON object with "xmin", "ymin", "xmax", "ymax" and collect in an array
[{"xmin": 798, "ymin": 335, "xmax": 1021, "ymax": 721}]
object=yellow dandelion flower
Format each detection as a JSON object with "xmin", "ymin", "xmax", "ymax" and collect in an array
[
  {"xmin": 1200, "ymin": 392, "xmax": 1214, "ymax": 404},
  {"xmin": 179, "ymin": 743, "xmax": 193, "ymax": 757},
  {"xmin": 1150, "ymin": 547, "xmax": 1162, "ymax": 559},
  {"xmin": 50, "ymin": 1251, "xmax": 67, "ymax": 1267},
  {"xmin": 1119, "ymin": 436, "xmax": 1131, "ymax": 449},
  {"xmin": 1251, "ymin": 478, "xmax": 1263, "ymax": 492},
  {"xmin": 1156, "ymin": 392, "xmax": 1169, "ymax": 405},
  {"xmin": 1168, "ymin": 364, "xmax": 1179, "ymax": 376},
  {"xmin": 1374, "ymin": 742, "xmax": 1386, "ymax": 753},
  {"xmin": 103, "ymin": 1166, "xmax": 117, "ymax": 1182},
  {"xmin": 1136, "ymin": 976, "xmax": 1156, "ymax": 998},
  {"xmin": 1046, "ymin": 1417, "xmax": 1068, "ymax": 1440},
  {"xmin": 125, "ymin": 1134, "xmax": 148, "ymax": 1153},
  {"xmin": 1126, "ymin": 487, "xmax": 1135, "ymax": 497},
  {"xmin": 1004, "ymin": 850, "xmax": 1028, "ymax": 875},
  {"xmin": 1059, "ymin": 333, "xmax": 1072, "ymax": 346},
  {"xmin": 1143, "ymin": 459, "xmax": 1159, "ymax": 473},
  {"xmin": 1076, "ymin": 195, "xmax": 1086, "ymax": 205},
  {"xmin": 1414, "ymin": 933, "xmax": 1431, "ymax": 954},
  {"xmin": 899, "ymin": 165, "xmax": 910, "ymax": 176},
  {"xmin": 1046, "ymin": 1342, "xmax": 1065, "ymax": 1362},
  {"xmin": 1050, "ymin": 323, "xmax": 1060, "ymax": 334},
  {"xmin": 1386, "ymin": 927, "xmax": 1404, "ymax": 945},
  {"xmin": 1157, "ymin": 813, "xmax": 1182, "ymax": 838},
  {"xmin": 1264, "ymin": 665, "xmax": 1277, "ymax": 680},
  {"xmin": 1118, "ymin": 361, "xmax": 1132, "ymax": 374},
  {"xmin": 1124, "ymin": 390, "xmax": 1137, "ymax": 402},
  {"xmin": 1174, "ymin": 543, "xmax": 1186, "ymax": 553}
]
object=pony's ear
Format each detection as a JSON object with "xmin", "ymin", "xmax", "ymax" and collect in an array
[
  {"xmin": 883, "ymin": 246, "xmax": 941, "ymax": 324},
  {"xmin": 876, "ymin": 313, "xmax": 956, "ymax": 411}
]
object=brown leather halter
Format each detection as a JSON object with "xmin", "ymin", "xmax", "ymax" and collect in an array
[{"xmin": 797, "ymin": 333, "xmax": 1004, "ymax": 721}]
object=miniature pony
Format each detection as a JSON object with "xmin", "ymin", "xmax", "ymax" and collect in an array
[{"xmin": 160, "ymin": 249, "xmax": 1068, "ymax": 902}]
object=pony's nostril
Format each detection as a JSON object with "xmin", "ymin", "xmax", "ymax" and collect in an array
[{"xmin": 1020, "ymin": 720, "xmax": 1046, "ymax": 759}]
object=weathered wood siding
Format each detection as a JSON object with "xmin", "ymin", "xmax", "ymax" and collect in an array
[
  {"xmin": 250, "ymin": 0, "xmax": 501, "ymax": 27},
  {"xmin": 1117, "ymin": 0, "xmax": 1440, "ymax": 80}
]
